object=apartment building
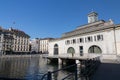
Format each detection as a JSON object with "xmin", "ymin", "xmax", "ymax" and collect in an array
[{"xmin": 0, "ymin": 27, "xmax": 30, "ymax": 54}]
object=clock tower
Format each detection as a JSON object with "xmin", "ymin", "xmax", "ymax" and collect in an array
[{"xmin": 88, "ymin": 12, "xmax": 98, "ymax": 23}]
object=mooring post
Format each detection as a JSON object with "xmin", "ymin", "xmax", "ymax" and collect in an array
[
  {"xmin": 75, "ymin": 64, "xmax": 78, "ymax": 80},
  {"xmin": 47, "ymin": 71, "xmax": 52, "ymax": 80}
]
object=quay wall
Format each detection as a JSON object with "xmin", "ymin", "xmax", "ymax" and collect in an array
[{"xmin": 0, "ymin": 54, "xmax": 41, "ymax": 58}]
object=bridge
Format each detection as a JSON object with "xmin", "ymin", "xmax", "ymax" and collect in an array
[{"xmin": 40, "ymin": 57, "xmax": 100, "ymax": 80}]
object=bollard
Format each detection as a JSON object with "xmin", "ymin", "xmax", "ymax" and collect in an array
[
  {"xmin": 47, "ymin": 71, "xmax": 52, "ymax": 80},
  {"xmin": 75, "ymin": 64, "xmax": 78, "ymax": 80}
]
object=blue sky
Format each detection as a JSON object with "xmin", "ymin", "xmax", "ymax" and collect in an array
[{"xmin": 0, "ymin": 0, "xmax": 120, "ymax": 39}]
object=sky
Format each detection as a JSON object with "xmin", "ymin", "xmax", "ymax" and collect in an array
[{"xmin": 0, "ymin": 0, "xmax": 120, "ymax": 39}]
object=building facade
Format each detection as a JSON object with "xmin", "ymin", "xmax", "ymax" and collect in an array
[
  {"xmin": 30, "ymin": 38, "xmax": 54, "ymax": 53},
  {"xmin": 48, "ymin": 12, "xmax": 120, "ymax": 60},
  {"xmin": 9, "ymin": 28, "xmax": 30, "ymax": 54},
  {"xmin": 0, "ymin": 27, "xmax": 30, "ymax": 54},
  {"xmin": 39, "ymin": 38, "xmax": 54, "ymax": 54},
  {"xmin": 0, "ymin": 28, "xmax": 14, "ymax": 54},
  {"xmin": 30, "ymin": 38, "xmax": 40, "ymax": 53}
]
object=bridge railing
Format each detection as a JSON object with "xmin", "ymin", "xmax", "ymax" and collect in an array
[
  {"xmin": 80, "ymin": 57, "xmax": 101, "ymax": 80},
  {"xmin": 41, "ymin": 56, "xmax": 101, "ymax": 80},
  {"xmin": 40, "ymin": 64, "xmax": 78, "ymax": 80}
]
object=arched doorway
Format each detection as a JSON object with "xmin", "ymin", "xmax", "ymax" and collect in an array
[
  {"xmin": 67, "ymin": 47, "xmax": 75, "ymax": 57},
  {"xmin": 88, "ymin": 45, "xmax": 102, "ymax": 53},
  {"xmin": 67, "ymin": 47, "xmax": 75, "ymax": 54},
  {"xmin": 54, "ymin": 44, "xmax": 59, "ymax": 55}
]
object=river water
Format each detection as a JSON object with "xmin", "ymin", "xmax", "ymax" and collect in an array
[{"xmin": 0, "ymin": 55, "xmax": 75, "ymax": 80}]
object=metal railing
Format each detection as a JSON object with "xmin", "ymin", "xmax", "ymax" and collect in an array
[
  {"xmin": 40, "ymin": 57, "xmax": 101, "ymax": 80},
  {"xmin": 40, "ymin": 64, "xmax": 77, "ymax": 80},
  {"xmin": 80, "ymin": 57, "xmax": 101, "ymax": 80}
]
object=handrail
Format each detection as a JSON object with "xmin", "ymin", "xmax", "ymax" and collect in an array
[
  {"xmin": 62, "ymin": 73, "xmax": 73, "ymax": 80},
  {"xmin": 40, "ymin": 73, "xmax": 48, "ymax": 80},
  {"xmin": 40, "ymin": 56, "xmax": 101, "ymax": 80},
  {"xmin": 40, "ymin": 64, "xmax": 78, "ymax": 80},
  {"xmin": 51, "ymin": 64, "xmax": 76, "ymax": 73},
  {"xmin": 80, "ymin": 57, "xmax": 101, "ymax": 80}
]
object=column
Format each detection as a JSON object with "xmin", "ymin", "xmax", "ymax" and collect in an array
[{"xmin": 58, "ymin": 58, "xmax": 62, "ymax": 65}]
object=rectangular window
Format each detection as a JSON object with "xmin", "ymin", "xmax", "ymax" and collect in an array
[
  {"xmin": 79, "ymin": 46, "xmax": 83, "ymax": 56},
  {"xmin": 97, "ymin": 35, "xmax": 103, "ymax": 41},
  {"xmin": 88, "ymin": 37, "xmax": 91, "ymax": 41},
  {"xmin": 97, "ymin": 35, "xmax": 101, "ymax": 41},
  {"xmin": 79, "ymin": 38, "xmax": 84, "ymax": 43},
  {"xmin": 67, "ymin": 40, "xmax": 70, "ymax": 44},
  {"xmin": 73, "ymin": 39, "xmax": 76, "ymax": 44},
  {"xmin": 87, "ymin": 36, "xmax": 92, "ymax": 42}
]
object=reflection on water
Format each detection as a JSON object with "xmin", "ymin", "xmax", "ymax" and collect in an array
[
  {"xmin": 0, "ymin": 55, "xmax": 74, "ymax": 80},
  {"xmin": 0, "ymin": 56, "xmax": 31, "ymax": 79}
]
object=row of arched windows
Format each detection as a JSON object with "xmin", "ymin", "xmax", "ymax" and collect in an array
[{"xmin": 53, "ymin": 44, "xmax": 102, "ymax": 55}]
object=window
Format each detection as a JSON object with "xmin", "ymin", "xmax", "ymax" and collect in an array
[
  {"xmin": 79, "ymin": 38, "xmax": 84, "ymax": 43},
  {"xmin": 97, "ymin": 35, "xmax": 101, "ymax": 41},
  {"xmin": 67, "ymin": 47, "xmax": 75, "ymax": 54},
  {"xmin": 73, "ymin": 39, "xmax": 76, "ymax": 44},
  {"xmin": 94, "ymin": 35, "xmax": 103, "ymax": 41},
  {"xmin": 88, "ymin": 45, "xmax": 102, "ymax": 53},
  {"xmin": 54, "ymin": 44, "xmax": 59, "ymax": 55},
  {"xmin": 87, "ymin": 36, "xmax": 92, "ymax": 42},
  {"xmin": 66, "ymin": 40, "xmax": 70, "ymax": 45},
  {"xmin": 79, "ymin": 46, "xmax": 83, "ymax": 56},
  {"xmin": 97, "ymin": 35, "xmax": 103, "ymax": 41},
  {"xmin": 88, "ymin": 37, "xmax": 91, "ymax": 41}
]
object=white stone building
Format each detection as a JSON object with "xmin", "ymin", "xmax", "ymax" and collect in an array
[
  {"xmin": 48, "ymin": 12, "xmax": 120, "ymax": 61},
  {"xmin": 30, "ymin": 38, "xmax": 40, "ymax": 53},
  {"xmin": 30, "ymin": 38, "xmax": 54, "ymax": 53},
  {"xmin": 39, "ymin": 38, "xmax": 54, "ymax": 54}
]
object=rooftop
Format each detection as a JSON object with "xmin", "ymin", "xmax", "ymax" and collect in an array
[{"xmin": 62, "ymin": 19, "xmax": 114, "ymax": 38}]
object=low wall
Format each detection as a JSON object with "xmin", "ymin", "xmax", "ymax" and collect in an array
[{"xmin": 0, "ymin": 54, "xmax": 41, "ymax": 58}]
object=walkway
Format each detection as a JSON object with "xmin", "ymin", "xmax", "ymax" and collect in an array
[{"xmin": 92, "ymin": 63, "xmax": 120, "ymax": 80}]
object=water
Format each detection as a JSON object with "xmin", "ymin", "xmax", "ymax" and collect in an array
[{"xmin": 0, "ymin": 55, "xmax": 74, "ymax": 80}]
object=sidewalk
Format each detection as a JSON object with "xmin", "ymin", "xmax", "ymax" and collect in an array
[{"xmin": 92, "ymin": 63, "xmax": 120, "ymax": 80}]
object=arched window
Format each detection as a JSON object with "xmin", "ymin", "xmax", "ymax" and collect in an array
[
  {"xmin": 88, "ymin": 45, "xmax": 102, "ymax": 53},
  {"xmin": 54, "ymin": 44, "xmax": 59, "ymax": 55},
  {"xmin": 67, "ymin": 47, "xmax": 75, "ymax": 54}
]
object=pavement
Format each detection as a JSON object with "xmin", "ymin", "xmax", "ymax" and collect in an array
[{"xmin": 92, "ymin": 63, "xmax": 120, "ymax": 80}]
